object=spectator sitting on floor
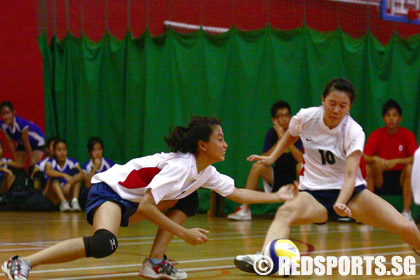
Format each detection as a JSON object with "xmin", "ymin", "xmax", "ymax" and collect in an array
[
  {"xmin": 227, "ymin": 100, "xmax": 303, "ymax": 221},
  {"xmin": 364, "ymin": 99, "xmax": 418, "ymax": 221},
  {"xmin": 45, "ymin": 138, "xmax": 84, "ymax": 212}
]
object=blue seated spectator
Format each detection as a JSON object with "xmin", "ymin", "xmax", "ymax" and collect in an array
[
  {"xmin": 45, "ymin": 138, "xmax": 84, "ymax": 212},
  {"xmin": 82, "ymin": 137, "xmax": 114, "ymax": 189},
  {"xmin": 0, "ymin": 101, "xmax": 45, "ymax": 168},
  {"xmin": 0, "ymin": 140, "xmax": 24, "ymax": 194},
  {"xmin": 31, "ymin": 136, "xmax": 58, "ymax": 194}
]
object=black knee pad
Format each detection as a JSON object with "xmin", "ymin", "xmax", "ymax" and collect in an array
[
  {"xmin": 173, "ymin": 191, "xmax": 199, "ymax": 217},
  {"xmin": 83, "ymin": 229, "xmax": 118, "ymax": 258},
  {"xmin": 68, "ymin": 168, "xmax": 80, "ymax": 176},
  {"xmin": 33, "ymin": 171, "xmax": 45, "ymax": 184}
]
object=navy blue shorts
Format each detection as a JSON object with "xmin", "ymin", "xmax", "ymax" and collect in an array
[
  {"xmin": 86, "ymin": 182, "xmax": 139, "ymax": 227},
  {"xmin": 85, "ymin": 182, "xmax": 200, "ymax": 227},
  {"xmin": 303, "ymin": 184, "xmax": 366, "ymax": 222}
]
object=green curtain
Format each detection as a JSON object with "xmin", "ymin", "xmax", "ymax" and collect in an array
[{"xmin": 38, "ymin": 25, "xmax": 420, "ymax": 214}]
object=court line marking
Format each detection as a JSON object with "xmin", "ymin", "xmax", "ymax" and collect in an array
[
  {"xmin": 36, "ymin": 253, "xmax": 420, "ymax": 280},
  {"xmin": 31, "ymin": 255, "xmax": 420, "ymax": 280},
  {"xmin": 42, "ymin": 265, "xmax": 236, "ymax": 280},
  {"xmin": 25, "ymin": 247, "xmax": 415, "ymax": 275},
  {"xmin": 29, "ymin": 257, "xmax": 236, "ymax": 274},
  {"xmin": 0, "ymin": 226, "xmax": 382, "ymax": 249}
]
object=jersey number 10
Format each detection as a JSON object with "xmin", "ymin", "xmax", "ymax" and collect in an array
[{"xmin": 318, "ymin": 149, "xmax": 336, "ymax": 165}]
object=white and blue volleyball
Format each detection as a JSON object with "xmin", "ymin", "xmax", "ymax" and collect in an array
[{"xmin": 262, "ymin": 238, "xmax": 300, "ymax": 276}]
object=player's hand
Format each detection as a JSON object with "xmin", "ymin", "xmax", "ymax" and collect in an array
[
  {"xmin": 182, "ymin": 228, "xmax": 209, "ymax": 245},
  {"xmin": 63, "ymin": 174, "xmax": 73, "ymax": 183},
  {"xmin": 374, "ymin": 157, "xmax": 389, "ymax": 171},
  {"xmin": 386, "ymin": 159, "xmax": 398, "ymax": 170},
  {"xmin": 333, "ymin": 203, "xmax": 352, "ymax": 217},
  {"xmin": 247, "ymin": 155, "xmax": 275, "ymax": 165},
  {"xmin": 273, "ymin": 119, "xmax": 285, "ymax": 138},
  {"xmin": 93, "ymin": 157, "xmax": 102, "ymax": 169},
  {"xmin": 276, "ymin": 181, "xmax": 299, "ymax": 201}
]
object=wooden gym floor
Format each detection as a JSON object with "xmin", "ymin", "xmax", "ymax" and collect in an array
[{"xmin": 0, "ymin": 211, "xmax": 419, "ymax": 280}]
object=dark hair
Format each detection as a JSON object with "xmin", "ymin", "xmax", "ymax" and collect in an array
[
  {"xmin": 164, "ymin": 116, "xmax": 221, "ymax": 154},
  {"xmin": 46, "ymin": 136, "xmax": 58, "ymax": 148},
  {"xmin": 53, "ymin": 138, "xmax": 67, "ymax": 150},
  {"xmin": 271, "ymin": 101, "xmax": 291, "ymax": 118},
  {"xmin": 0, "ymin": 101, "xmax": 14, "ymax": 112},
  {"xmin": 87, "ymin": 137, "xmax": 104, "ymax": 152},
  {"xmin": 322, "ymin": 78, "xmax": 356, "ymax": 104},
  {"xmin": 382, "ymin": 98, "xmax": 402, "ymax": 117},
  {"xmin": 0, "ymin": 139, "xmax": 3, "ymax": 149}
]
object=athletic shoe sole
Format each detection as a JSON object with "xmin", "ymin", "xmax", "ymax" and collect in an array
[
  {"xmin": 227, "ymin": 215, "xmax": 252, "ymax": 221},
  {"xmin": 234, "ymin": 257, "xmax": 256, "ymax": 274},
  {"xmin": 138, "ymin": 271, "xmax": 186, "ymax": 280}
]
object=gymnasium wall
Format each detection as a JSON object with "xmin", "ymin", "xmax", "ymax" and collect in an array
[
  {"xmin": 0, "ymin": 1, "xmax": 44, "ymax": 158},
  {"xmin": 3, "ymin": 0, "xmax": 420, "ymax": 160},
  {"xmin": 2, "ymin": 2, "xmax": 420, "ymax": 215}
]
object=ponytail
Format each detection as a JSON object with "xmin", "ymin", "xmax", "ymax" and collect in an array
[{"xmin": 164, "ymin": 116, "xmax": 220, "ymax": 153}]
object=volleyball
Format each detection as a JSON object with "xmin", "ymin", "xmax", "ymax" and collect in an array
[{"xmin": 262, "ymin": 239, "xmax": 300, "ymax": 276}]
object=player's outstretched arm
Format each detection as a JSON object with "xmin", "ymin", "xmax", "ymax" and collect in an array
[
  {"xmin": 247, "ymin": 154, "xmax": 273, "ymax": 165},
  {"xmin": 138, "ymin": 190, "xmax": 209, "ymax": 245},
  {"xmin": 334, "ymin": 151, "xmax": 362, "ymax": 217},
  {"xmin": 227, "ymin": 181, "xmax": 298, "ymax": 204},
  {"xmin": 247, "ymin": 131, "xmax": 299, "ymax": 165}
]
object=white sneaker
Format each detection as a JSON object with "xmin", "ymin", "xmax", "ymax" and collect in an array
[
  {"xmin": 1, "ymin": 255, "xmax": 32, "ymax": 280},
  {"xmin": 139, "ymin": 256, "xmax": 187, "ymax": 280},
  {"xmin": 71, "ymin": 199, "xmax": 82, "ymax": 212},
  {"xmin": 337, "ymin": 217, "xmax": 353, "ymax": 222},
  {"xmin": 59, "ymin": 201, "xmax": 71, "ymax": 212},
  {"xmin": 402, "ymin": 210, "xmax": 414, "ymax": 222},
  {"xmin": 227, "ymin": 205, "xmax": 252, "ymax": 221},
  {"xmin": 234, "ymin": 253, "xmax": 261, "ymax": 274}
]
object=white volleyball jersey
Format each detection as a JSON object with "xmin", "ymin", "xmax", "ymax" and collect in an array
[
  {"xmin": 411, "ymin": 146, "xmax": 420, "ymax": 205},
  {"xmin": 92, "ymin": 152, "xmax": 235, "ymax": 204},
  {"xmin": 288, "ymin": 106, "xmax": 366, "ymax": 191}
]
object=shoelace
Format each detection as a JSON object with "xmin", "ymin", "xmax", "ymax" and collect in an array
[
  {"xmin": 157, "ymin": 260, "xmax": 178, "ymax": 275},
  {"xmin": 10, "ymin": 258, "xmax": 30, "ymax": 277}
]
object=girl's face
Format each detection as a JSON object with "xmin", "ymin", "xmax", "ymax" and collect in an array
[
  {"xmin": 202, "ymin": 125, "xmax": 228, "ymax": 163},
  {"xmin": 90, "ymin": 143, "xmax": 104, "ymax": 160},
  {"xmin": 0, "ymin": 107, "xmax": 15, "ymax": 126},
  {"xmin": 54, "ymin": 142, "xmax": 68, "ymax": 163},
  {"xmin": 322, "ymin": 90, "xmax": 352, "ymax": 129}
]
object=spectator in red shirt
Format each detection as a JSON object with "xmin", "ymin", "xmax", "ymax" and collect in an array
[{"xmin": 364, "ymin": 99, "xmax": 418, "ymax": 221}]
